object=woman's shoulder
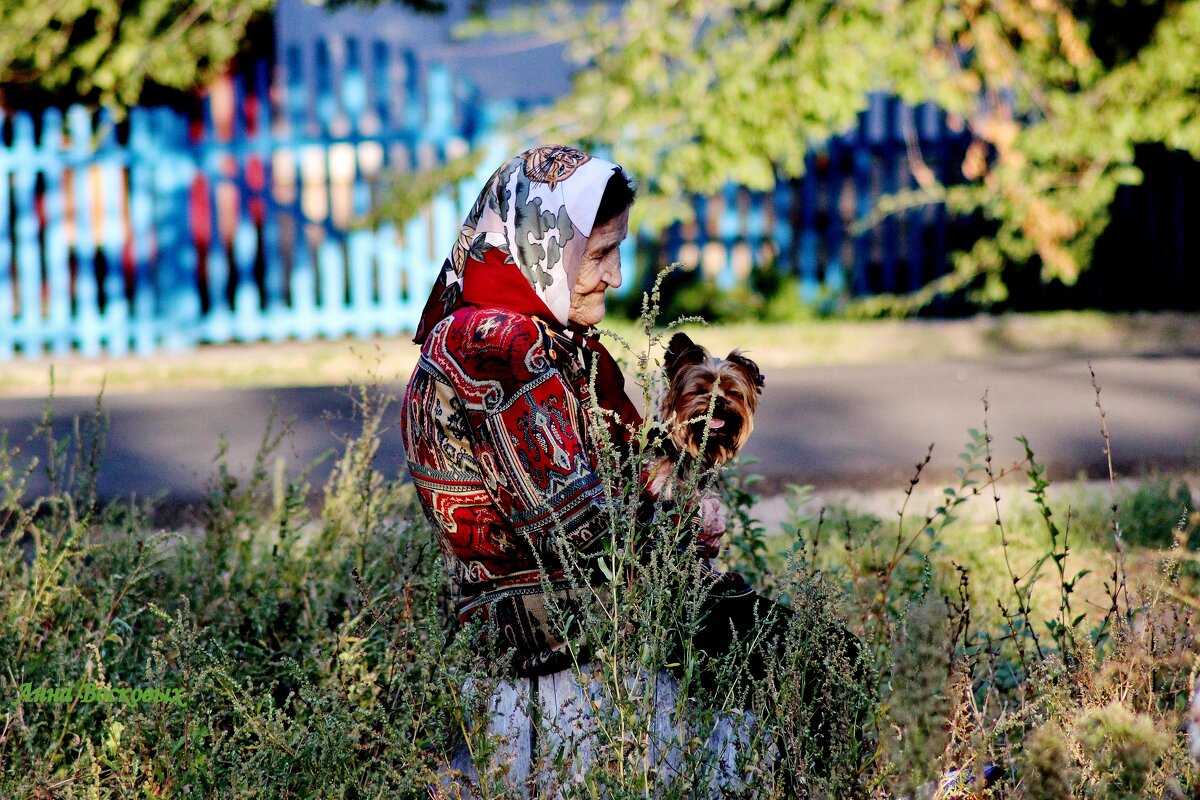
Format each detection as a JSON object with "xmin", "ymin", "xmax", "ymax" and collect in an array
[
  {"xmin": 434, "ymin": 306, "xmax": 550, "ymax": 350},
  {"xmin": 423, "ymin": 306, "xmax": 557, "ymax": 386}
]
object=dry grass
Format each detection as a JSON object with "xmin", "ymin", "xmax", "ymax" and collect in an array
[{"xmin": 750, "ymin": 473, "xmax": 1200, "ymax": 631}]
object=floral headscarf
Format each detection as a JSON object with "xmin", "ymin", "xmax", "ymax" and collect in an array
[{"xmin": 413, "ymin": 145, "xmax": 632, "ymax": 344}]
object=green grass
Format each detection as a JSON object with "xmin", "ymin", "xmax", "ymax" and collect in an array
[{"xmin": 748, "ymin": 472, "xmax": 1198, "ymax": 634}]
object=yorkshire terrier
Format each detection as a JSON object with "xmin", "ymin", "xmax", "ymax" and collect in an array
[{"xmin": 649, "ymin": 332, "xmax": 764, "ymax": 501}]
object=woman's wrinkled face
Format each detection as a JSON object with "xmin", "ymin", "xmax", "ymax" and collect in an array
[{"xmin": 568, "ymin": 207, "xmax": 629, "ymax": 327}]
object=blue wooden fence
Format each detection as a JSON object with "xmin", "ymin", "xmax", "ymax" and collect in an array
[
  {"xmin": 652, "ymin": 93, "xmax": 972, "ymax": 305},
  {"xmin": 9, "ymin": 39, "xmax": 1187, "ymax": 361},
  {"xmin": 0, "ymin": 70, "xmax": 975, "ymax": 361},
  {"xmin": 0, "ymin": 41, "xmax": 504, "ymax": 360}
]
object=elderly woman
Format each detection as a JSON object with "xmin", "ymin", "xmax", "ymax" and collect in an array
[
  {"xmin": 400, "ymin": 145, "xmax": 653, "ymax": 676},
  {"xmin": 401, "ymin": 146, "xmax": 870, "ymax": 788},
  {"xmin": 400, "ymin": 146, "xmax": 857, "ymax": 701}
]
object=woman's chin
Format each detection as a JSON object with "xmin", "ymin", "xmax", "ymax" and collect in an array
[{"xmin": 569, "ymin": 304, "xmax": 606, "ymax": 328}]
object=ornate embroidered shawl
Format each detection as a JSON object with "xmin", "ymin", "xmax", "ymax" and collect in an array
[{"xmin": 402, "ymin": 146, "xmax": 640, "ymax": 675}]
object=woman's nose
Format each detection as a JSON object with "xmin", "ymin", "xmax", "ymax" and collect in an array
[{"xmin": 605, "ymin": 258, "xmax": 623, "ymax": 289}]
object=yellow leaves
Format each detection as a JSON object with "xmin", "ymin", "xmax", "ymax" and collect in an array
[
  {"xmin": 998, "ymin": 0, "xmax": 1053, "ymax": 44},
  {"xmin": 1035, "ymin": 240, "xmax": 1080, "ymax": 284},
  {"xmin": 1002, "ymin": 185, "xmax": 1083, "ymax": 283},
  {"xmin": 971, "ymin": 16, "xmax": 1017, "ymax": 85},
  {"xmin": 961, "ymin": 141, "xmax": 988, "ymax": 181},
  {"xmin": 976, "ymin": 114, "xmax": 1015, "ymax": 150},
  {"xmin": 959, "ymin": 107, "xmax": 1087, "ymax": 285},
  {"xmin": 965, "ymin": 113, "xmax": 1024, "ymax": 179},
  {"xmin": 1055, "ymin": 9, "xmax": 1093, "ymax": 70}
]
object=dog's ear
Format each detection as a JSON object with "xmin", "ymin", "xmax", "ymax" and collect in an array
[
  {"xmin": 664, "ymin": 332, "xmax": 706, "ymax": 378},
  {"xmin": 726, "ymin": 350, "xmax": 764, "ymax": 393}
]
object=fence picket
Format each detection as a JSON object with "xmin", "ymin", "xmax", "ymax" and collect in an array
[
  {"xmin": 375, "ymin": 225, "xmax": 401, "ymax": 334},
  {"xmin": 347, "ymin": 230, "xmax": 375, "ymax": 336},
  {"xmin": 153, "ymin": 109, "xmax": 200, "ymax": 351},
  {"xmin": 851, "ymin": 129, "xmax": 873, "ymax": 295},
  {"xmin": 426, "ymin": 64, "xmax": 453, "ymax": 142},
  {"xmin": 315, "ymin": 39, "xmax": 336, "ymax": 135},
  {"xmin": 799, "ymin": 163, "xmax": 819, "ymax": 303},
  {"xmin": 317, "ymin": 236, "xmax": 346, "ymax": 336},
  {"xmin": 905, "ymin": 106, "xmax": 928, "ymax": 293},
  {"xmin": 252, "ymin": 60, "xmax": 288, "ymax": 342},
  {"xmin": 344, "ymin": 38, "xmax": 367, "ymax": 131},
  {"xmin": 41, "ymin": 109, "xmax": 72, "ymax": 355},
  {"xmin": 770, "ymin": 176, "xmax": 793, "ymax": 276},
  {"xmin": 825, "ymin": 138, "xmax": 846, "ymax": 294},
  {"xmin": 402, "ymin": 49, "xmax": 421, "ymax": 132},
  {"xmin": 348, "ymin": 135, "xmax": 375, "ymax": 336},
  {"xmin": 128, "ymin": 109, "xmax": 156, "ymax": 354},
  {"xmin": 0, "ymin": 111, "xmax": 12, "ymax": 359},
  {"xmin": 66, "ymin": 109, "xmax": 102, "ymax": 356},
  {"xmin": 97, "ymin": 109, "xmax": 130, "ymax": 355},
  {"xmin": 930, "ymin": 108, "xmax": 953, "ymax": 313},
  {"xmin": 12, "ymin": 113, "xmax": 41, "ymax": 356},
  {"xmin": 880, "ymin": 97, "xmax": 900, "ymax": 294},
  {"xmin": 232, "ymin": 171, "xmax": 262, "ymax": 341},
  {"xmin": 285, "ymin": 45, "xmax": 309, "ymax": 134},
  {"xmin": 291, "ymin": 222, "xmax": 318, "ymax": 340},
  {"xmin": 372, "ymin": 41, "xmax": 391, "ymax": 131},
  {"xmin": 231, "ymin": 75, "xmax": 263, "ymax": 340},
  {"xmin": 715, "ymin": 184, "xmax": 738, "ymax": 291},
  {"xmin": 399, "ymin": 212, "xmax": 427, "ymax": 332},
  {"xmin": 745, "ymin": 189, "xmax": 765, "ymax": 274},
  {"xmin": 261, "ymin": 171, "xmax": 289, "ymax": 342},
  {"xmin": 201, "ymin": 88, "xmax": 232, "ymax": 343}
]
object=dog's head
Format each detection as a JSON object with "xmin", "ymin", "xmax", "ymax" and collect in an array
[{"xmin": 660, "ymin": 332, "xmax": 764, "ymax": 466}]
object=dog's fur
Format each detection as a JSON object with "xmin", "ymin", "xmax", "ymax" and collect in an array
[{"xmin": 649, "ymin": 332, "xmax": 764, "ymax": 498}]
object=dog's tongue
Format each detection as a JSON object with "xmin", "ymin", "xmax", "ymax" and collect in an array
[{"xmin": 709, "ymin": 418, "xmax": 726, "ymax": 429}]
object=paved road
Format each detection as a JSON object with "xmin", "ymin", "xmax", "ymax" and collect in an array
[{"xmin": 1, "ymin": 354, "xmax": 1197, "ymax": 509}]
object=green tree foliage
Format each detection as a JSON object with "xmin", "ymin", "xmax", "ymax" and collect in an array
[
  {"xmin": 0, "ymin": 0, "xmax": 447, "ymax": 109},
  {"xmin": 501, "ymin": 0, "xmax": 1200, "ymax": 304},
  {"xmin": 0, "ymin": 0, "xmax": 276, "ymax": 108}
]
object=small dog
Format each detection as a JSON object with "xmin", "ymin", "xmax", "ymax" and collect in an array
[{"xmin": 649, "ymin": 332, "xmax": 764, "ymax": 500}]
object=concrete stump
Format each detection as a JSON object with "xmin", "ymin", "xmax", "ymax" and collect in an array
[{"xmin": 437, "ymin": 664, "xmax": 763, "ymax": 799}]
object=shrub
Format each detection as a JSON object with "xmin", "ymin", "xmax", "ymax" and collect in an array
[{"xmin": 1117, "ymin": 475, "xmax": 1196, "ymax": 550}]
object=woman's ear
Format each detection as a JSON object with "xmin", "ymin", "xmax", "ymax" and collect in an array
[{"xmin": 664, "ymin": 332, "xmax": 706, "ymax": 378}]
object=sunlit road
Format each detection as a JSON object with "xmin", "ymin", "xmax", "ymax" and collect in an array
[{"xmin": 1, "ymin": 354, "xmax": 1197, "ymax": 511}]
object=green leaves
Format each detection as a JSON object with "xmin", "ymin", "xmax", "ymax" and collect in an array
[
  {"xmin": 0, "ymin": 0, "xmax": 449, "ymax": 108},
  {"xmin": 0, "ymin": 0, "xmax": 272, "ymax": 108},
  {"xmin": 492, "ymin": 0, "xmax": 1200, "ymax": 304}
]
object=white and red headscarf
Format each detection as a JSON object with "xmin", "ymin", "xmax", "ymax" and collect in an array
[{"xmin": 413, "ymin": 145, "xmax": 632, "ymax": 344}]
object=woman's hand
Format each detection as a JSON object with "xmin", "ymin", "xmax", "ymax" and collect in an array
[{"xmin": 698, "ymin": 493, "xmax": 726, "ymax": 558}]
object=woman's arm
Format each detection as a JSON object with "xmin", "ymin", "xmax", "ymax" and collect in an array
[{"xmin": 439, "ymin": 310, "xmax": 612, "ymax": 557}]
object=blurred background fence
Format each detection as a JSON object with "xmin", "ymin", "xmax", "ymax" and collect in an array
[
  {"xmin": 1, "ymin": 34, "xmax": 1197, "ymax": 360},
  {"xmin": 0, "ymin": 45, "xmax": 492, "ymax": 360},
  {"xmin": 651, "ymin": 94, "xmax": 974, "ymax": 304}
]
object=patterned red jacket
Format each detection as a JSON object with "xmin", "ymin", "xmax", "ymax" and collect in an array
[{"xmin": 401, "ymin": 303, "xmax": 637, "ymax": 675}]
